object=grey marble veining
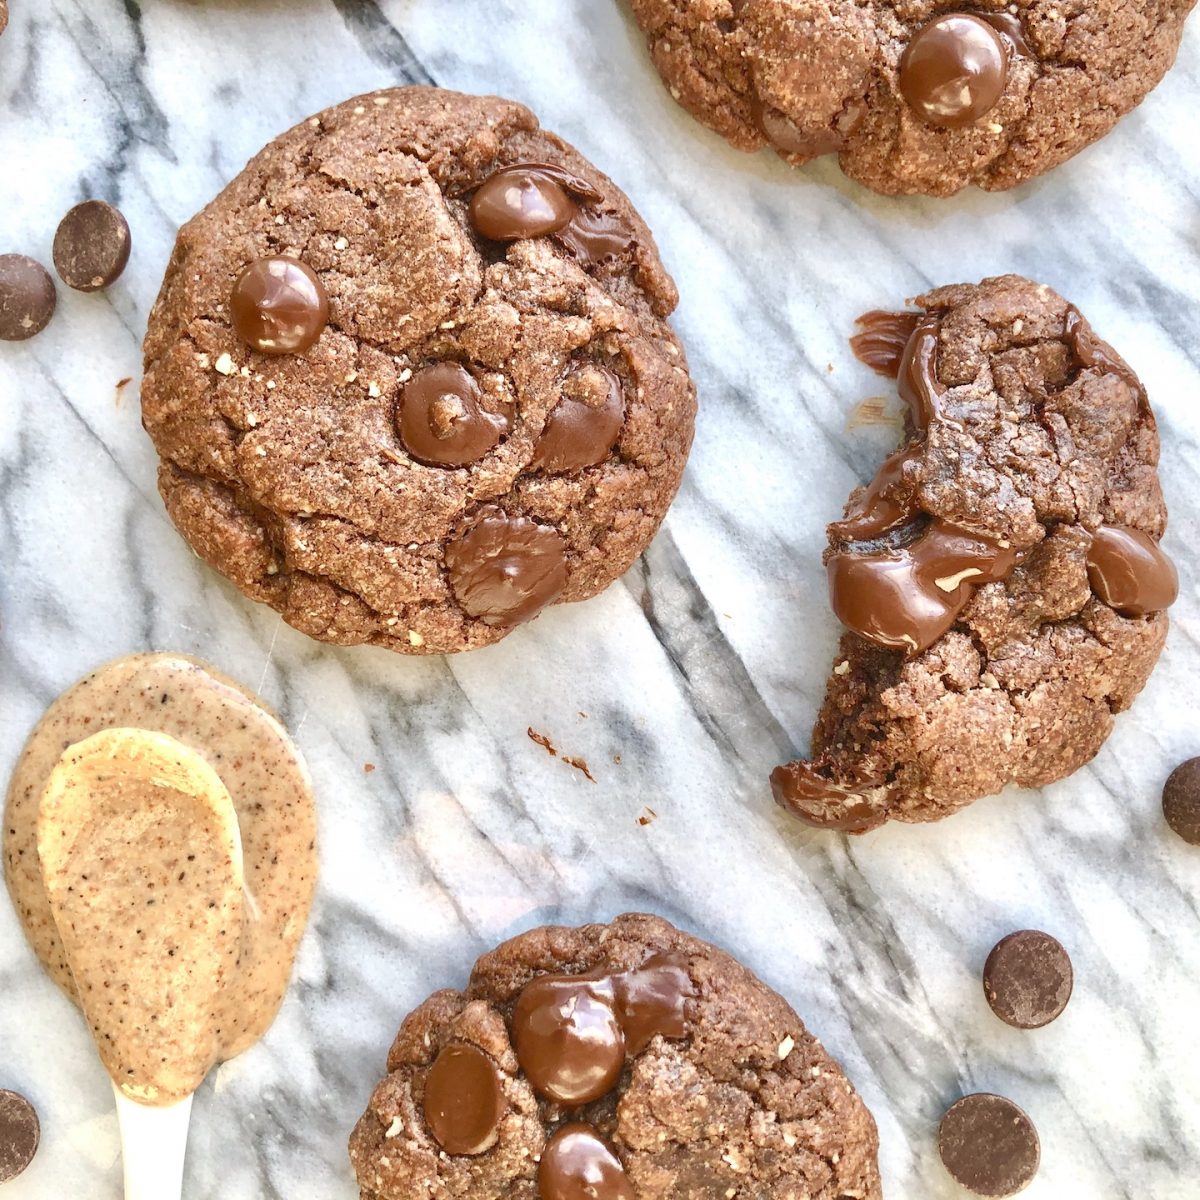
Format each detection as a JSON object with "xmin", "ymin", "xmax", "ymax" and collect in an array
[{"xmin": 1, "ymin": 2, "xmax": 1199, "ymax": 1197}]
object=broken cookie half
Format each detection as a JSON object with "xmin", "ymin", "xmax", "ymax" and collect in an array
[{"xmin": 773, "ymin": 275, "xmax": 1177, "ymax": 832}]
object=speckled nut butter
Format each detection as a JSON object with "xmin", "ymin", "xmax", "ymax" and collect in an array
[
  {"xmin": 3, "ymin": 654, "xmax": 317, "ymax": 1099},
  {"xmin": 38, "ymin": 729, "xmax": 245, "ymax": 1104}
]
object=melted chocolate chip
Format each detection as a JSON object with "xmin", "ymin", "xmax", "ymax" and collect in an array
[
  {"xmin": 938, "ymin": 1094, "xmax": 1040, "ymax": 1197},
  {"xmin": 422, "ymin": 1043, "xmax": 506, "ymax": 1156},
  {"xmin": 555, "ymin": 207, "xmax": 637, "ymax": 267},
  {"xmin": 0, "ymin": 1089, "xmax": 40, "ymax": 1184},
  {"xmin": 470, "ymin": 163, "xmax": 635, "ymax": 267},
  {"xmin": 511, "ymin": 955, "xmax": 695, "ymax": 1105},
  {"xmin": 769, "ymin": 761, "xmax": 888, "ymax": 833},
  {"xmin": 1063, "ymin": 306, "xmax": 1148, "ymax": 409},
  {"xmin": 1086, "ymin": 525, "xmax": 1177, "ymax": 617},
  {"xmin": 611, "ymin": 953, "xmax": 692, "ymax": 1056},
  {"xmin": 828, "ymin": 520, "xmax": 1018, "ymax": 655},
  {"xmin": 749, "ymin": 93, "xmax": 842, "ymax": 158},
  {"xmin": 0, "ymin": 254, "xmax": 56, "ymax": 342},
  {"xmin": 850, "ymin": 310, "xmax": 922, "ymax": 378},
  {"xmin": 398, "ymin": 363, "xmax": 509, "ymax": 467},
  {"xmin": 513, "ymin": 976, "xmax": 626, "ymax": 1105},
  {"xmin": 538, "ymin": 1123, "xmax": 634, "ymax": 1200},
  {"xmin": 53, "ymin": 200, "xmax": 132, "ymax": 292},
  {"xmin": 981, "ymin": 12, "xmax": 1033, "ymax": 58},
  {"xmin": 896, "ymin": 315, "xmax": 947, "ymax": 430},
  {"xmin": 470, "ymin": 165, "xmax": 580, "ymax": 241},
  {"xmin": 444, "ymin": 509, "xmax": 568, "ymax": 626},
  {"xmin": 1163, "ymin": 758, "xmax": 1200, "ymax": 846},
  {"xmin": 983, "ymin": 931, "xmax": 1074, "ymax": 1030},
  {"xmin": 828, "ymin": 444, "xmax": 923, "ymax": 542},
  {"xmin": 230, "ymin": 256, "xmax": 328, "ymax": 355},
  {"xmin": 899, "ymin": 14, "xmax": 1009, "ymax": 129},
  {"xmin": 532, "ymin": 364, "xmax": 626, "ymax": 473}
]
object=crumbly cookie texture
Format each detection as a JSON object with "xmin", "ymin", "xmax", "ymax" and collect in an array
[
  {"xmin": 349, "ymin": 913, "xmax": 882, "ymax": 1200},
  {"xmin": 142, "ymin": 87, "xmax": 695, "ymax": 655},
  {"xmin": 775, "ymin": 275, "xmax": 1170, "ymax": 829},
  {"xmin": 627, "ymin": 0, "xmax": 1196, "ymax": 195}
]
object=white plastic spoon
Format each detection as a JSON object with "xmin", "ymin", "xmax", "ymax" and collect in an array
[{"xmin": 113, "ymin": 1087, "xmax": 195, "ymax": 1200}]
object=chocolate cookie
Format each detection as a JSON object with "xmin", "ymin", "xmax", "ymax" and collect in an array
[
  {"xmin": 142, "ymin": 88, "xmax": 696, "ymax": 655},
  {"xmin": 349, "ymin": 913, "xmax": 882, "ymax": 1199},
  {"xmin": 627, "ymin": 1, "xmax": 1196, "ymax": 195},
  {"xmin": 0, "ymin": 3, "xmax": 8, "ymax": 37},
  {"xmin": 773, "ymin": 276, "xmax": 1175, "ymax": 831}
]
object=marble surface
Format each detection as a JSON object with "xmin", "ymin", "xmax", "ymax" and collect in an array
[{"xmin": 1, "ymin": 2, "xmax": 1198, "ymax": 1197}]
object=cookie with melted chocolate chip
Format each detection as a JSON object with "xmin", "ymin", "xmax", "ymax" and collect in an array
[
  {"xmin": 627, "ymin": 1, "xmax": 1196, "ymax": 195},
  {"xmin": 142, "ymin": 87, "xmax": 696, "ymax": 655},
  {"xmin": 349, "ymin": 913, "xmax": 882, "ymax": 1200},
  {"xmin": 773, "ymin": 275, "xmax": 1175, "ymax": 831}
]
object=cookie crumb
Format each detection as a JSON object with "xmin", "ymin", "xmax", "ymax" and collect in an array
[{"xmin": 214, "ymin": 352, "xmax": 236, "ymax": 376}]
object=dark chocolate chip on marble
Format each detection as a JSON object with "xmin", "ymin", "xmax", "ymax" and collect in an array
[
  {"xmin": 1163, "ymin": 758, "xmax": 1200, "ymax": 846},
  {"xmin": 53, "ymin": 200, "xmax": 131, "ymax": 292},
  {"xmin": 939, "ymin": 1093, "xmax": 1040, "ymax": 1197},
  {"xmin": 0, "ymin": 1089, "xmax": 40, "ymax": 1184},
  {"xmin": 0, "ymin": 255, "xmax": 56, "ymax": 342},
  {"xmin": 983, "ymin": 931, "xmax": 1073, "ymax": 1029}
]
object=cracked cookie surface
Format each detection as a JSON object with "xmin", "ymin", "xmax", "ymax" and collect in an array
[
  {"xmin": 349, "ymin": 913, "xmax": 882, "ymax": 1200},
  {"xmin": 773, "ymin": 276, "xmax": 1174, "ymax": 830},
  {"xmin": 142, "ymin": 87, "xmax": 695, "ymax": 655},
  {"xmin": 627, "ymin": 0, "xmax": 1196, "ymax": 195}
]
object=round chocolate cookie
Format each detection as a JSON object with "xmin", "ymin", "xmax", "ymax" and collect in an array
[
  {"xmin": 773, "ymin": 275, "xmax": 1174, "ymax": 830},
  {"xmin": 349, "ymin": 913, "xmax": 882, "ymax": 1199},
  {"xmin": 142, "ymin": 88, "xmax": 696, "ymax": 655},
  {"xmin": 627, "ymin": 1, "xmax": 1196, "ymax": 196},
  {"xmin": 0, "ymin": 3, "xmax": 8, "ymax": 37}
]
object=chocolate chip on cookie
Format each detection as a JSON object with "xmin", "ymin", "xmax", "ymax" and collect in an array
[
  {"xmin": 397, "ymin": 364, "xmax": 510, "ymax": 467},
  {"xmin": 349, "ymin": 913, "xmax": 883, "ymax": 1200},
  {"xmin": 939, "ymin": 1094, "xmax": 1040, "ymax": 1197},
  {"xmin": 0, "ymin": 255, "xmax": 56, "ymax": 341},
  {"xmin": 53, "ymin": 200, "xmax": 132, "ymax": 292},
  {"xmin": 540, "ymin": 1124, "xmax": 634, "ymax": 1200},
  {"xmin": 628, "ymin": 1, "xmax": 1195, "ymax": 195},
  {"xmin": 141, "ymin": 88, "xmax": 695, "ymax": 655},
  {"xmin": 230, "ymin": 256, "xmax": 328, "ymax": 354},
  {"xmin": 1163, "ymin": 758, "xmax": 1200, "ymax": 845},
  {"xmin": 983, "ymin": 931, "xmax": 1073, "ymax": 1029},
  {"xmin": 899, "ymin": 15, "xmax": 1009, "ymax": 130},
  {"xmin": 774, "ymin": 276, "xmax": 1173, "ymax": 831},
  {"xmin": 0, "ymin": 1089, "xmax": 40, "ymax": 1183},
  {"xmin": 422, "ymin": 1044, "xmax": 506, "ymax": 1156}
]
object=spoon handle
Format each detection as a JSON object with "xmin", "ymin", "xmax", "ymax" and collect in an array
[{"xmin": 112, "ymin": 1084, "xmax": 194, "ymax": 1200}]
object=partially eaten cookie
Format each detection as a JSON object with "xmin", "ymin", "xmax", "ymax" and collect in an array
[{"xmin": 773, "ymin": 275, "xmax": 1177, "ymax": 831}]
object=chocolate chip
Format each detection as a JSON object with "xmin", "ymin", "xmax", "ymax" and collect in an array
[
  {"xmin": 513, "ymin": 975, "xmax": 626, "ymax": 1105},
  {"xmin": 899, "ymin": 14, "xmax": 1009, "ymax": 129},
  {"xmin": 470, "ymin": 165, "xmax": 578, "ymax": 242},
  {"xmin": 52, "ymin": 200, "xmax": 132, "ymax": 292},
  {"xmin": 532, "ymin": 364, "xmax": 625, "ymax": 473},
  {"xmin": 421, "ymin": 1043, "xmax": 505, "ymax": 1156},
  {"xmin": 1086, "ymin": 525, "xmax": 1178, "ymax": 617},
  {"xmin": 398, "ymin": 363, "xmax": 509, "ymax": 467},
  {"xmin": 0, "ymin": 255, "xmax": 57, "ymax": 342},
  {"xmin": 444, "ymin": 509, "xmax": 568, "ymax": 626},
  {"xmin": 1163, "ymin": 758, "xmax": 1200, "ymax": 845},
  {"xmin": 538, "ymin": 1123, "xmax": 634, "ymax": 1200},
  {"xmin": 230, "ymin": 256, "xmax": 328, "ymax": 355},
  {"xmin": 0, "ymin": 1089, "xmax": 40, "ymax": 1183},
  {"xmin": 983, "ymin": 931, "xmax": 1073, "ymax": 1029},
  {"xmin": 939, "ymin": 1094, "xmax": 1040, "ymax": 1197}
]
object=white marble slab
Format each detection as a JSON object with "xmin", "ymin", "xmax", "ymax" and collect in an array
[{"xmin": 1, "ymin": 2, "xmax": 1198, "ymax": 1197}]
